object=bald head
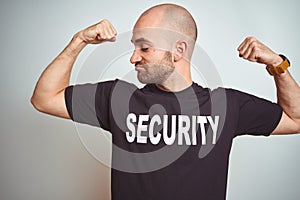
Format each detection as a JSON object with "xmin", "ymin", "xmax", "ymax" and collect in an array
[{"xmin": 135, "ymin": 4, "xmax": 198, "ymax": 41}]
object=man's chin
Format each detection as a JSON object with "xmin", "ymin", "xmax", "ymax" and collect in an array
[
  {"xmin": 137, "ymin": 77, "xmax": 149, "ymax": 84},
  {"xmin": 137, "ymin": 74, "xmax": 153, "ymax": 84}
]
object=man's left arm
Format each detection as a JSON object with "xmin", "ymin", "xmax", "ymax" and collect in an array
[{"xmin": 238, "ymin": 36, "xmax": 300, "ymax": 134}]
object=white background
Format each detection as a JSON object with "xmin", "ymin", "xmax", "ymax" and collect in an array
[{"xmin": 0, "ymin": 0, "xmax": 299, "ymax": 199}]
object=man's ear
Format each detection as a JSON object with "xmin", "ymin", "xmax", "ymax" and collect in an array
[{"xmin": 173, "ymin": 40, "xmax": 188, "ymax": 62}]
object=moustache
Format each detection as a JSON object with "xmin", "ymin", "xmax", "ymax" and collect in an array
[{"xmin": 135, "ymin": 62, "xmax": 148, "ymax": 67}]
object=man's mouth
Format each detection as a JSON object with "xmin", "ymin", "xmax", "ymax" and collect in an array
[{"xmin": 135, "ymin": 64, "xmax": 145, "ymax": 71}]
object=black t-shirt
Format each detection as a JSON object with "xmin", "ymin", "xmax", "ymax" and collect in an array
[{"xmin": 65, "ymin": 79, "xmax": 282, "ymax": 200}]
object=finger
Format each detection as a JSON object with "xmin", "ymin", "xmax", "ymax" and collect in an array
[
  {"xmin": 238, "ymin": 37, "xmax": 255, "ymax": 56},
  {"xmin": 94, "ymin": 23, "xmax": 102, "ymax": 35},
  {"xmin": 238, "ymin": 41, "xmax": 249, "ymax": 57},
  {"xmin": 247, "ymin": 49, "xmax": 258, "ymax": 62},
  {"xmin": 106, "ymin": 26, "xmax": 115, "ymax": 39},
  {"xmin": 95, "ymin": 20, "xmax": 108, "ymax": 39},
  {"xmin": 237, "ymin": 36, "xmax": 253, "ymax": 51},
  {"xmin": 106, "ymin": 28, "xmax": 116, "ymax": 41},
  {"xmin": 242, "ymin": 42, "xmax": 255, "ymax": 60},
  {"xmin": 109, "ymin": 23, "xmax": 117, "ymax": 36},
  {"xmin": 95, "ymin": 27, "xmax": 104, "ymax": 41},
  {"xmin": 102, "ymin": 20, "xmax": 117, "ymax": 41},
  {"xmin": 241, "ymin": 40, "xmax": 263, "ymax": 62},
  {"xmin": 102, "ymin": 25, "xmax": 111, "ymax": 40},
  {"xmin": 237, "ymin": 38, "xmax": 248, "ymax": 51},
  {"xmin": 109, "ymin": 36, "xmax": 116, "ymax": 42},
  {"xmin": 106, "ymin": 22, "xmax": 117, "ymax": 40},
  {"xmin": 108, "ymin": 30, "xmax": 117, "ymax": 42}
]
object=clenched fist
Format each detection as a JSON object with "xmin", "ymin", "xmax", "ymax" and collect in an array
[
  {"xmin": 77, "ymin": 19, "xmax": 117, "ymax": 44},
  {"xmin": 238, "ymin": 37, "xmax": 283, "ymax": 67}
]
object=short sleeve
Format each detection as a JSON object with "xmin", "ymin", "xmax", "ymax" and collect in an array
[
  {"xmin": 231, "ymin": 89, "xmax": 283, "ymax": 137},
  {"xmin": 64, "ymin": 80, "xmax": 117, "ymax": 131}
]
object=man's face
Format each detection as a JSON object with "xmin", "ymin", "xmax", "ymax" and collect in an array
[{"xmin": 130, "ymin": 29, "xmax": 175, "ymax": 84}]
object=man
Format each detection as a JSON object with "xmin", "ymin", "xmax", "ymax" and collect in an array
[{"xmin": 31, "ymin": 3, "xmax": 300, "ymax": 200}]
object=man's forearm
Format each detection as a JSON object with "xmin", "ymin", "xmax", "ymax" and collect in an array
[{"xmin": 275, "ymin": 71, "xmax": 300, "ymax": 123}]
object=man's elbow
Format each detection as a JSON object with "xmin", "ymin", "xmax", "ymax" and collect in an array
[
  {"xmin": 290, "ymin": 118, "xmax": 300, "ymax": 134},
  {"xmin": 30, "ymin": 93, "xmax": 52, "ymax": 113},
  {"xmin": 30, "ymin": 92, "xmax": 71, "ymax": 119},
  {"xmin": 296, "ymin": 119, "xmax": 300, "ymax": 133},
  {"xmin": 292, "ymin": 115, "xmax": 300, "ymax": 133},
  {"xmin": 30, "ymin": 95, "xmax": 46, "ymax": 113}
]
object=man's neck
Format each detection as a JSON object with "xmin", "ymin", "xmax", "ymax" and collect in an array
[{"xmin": 156, "ymin": 77, "xmax": 193, "ymax": 92}]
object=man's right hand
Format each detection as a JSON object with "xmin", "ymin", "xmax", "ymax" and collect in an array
[{"xmin": 77, "ymin": 19, "xmax": 117, "ymax": 44}]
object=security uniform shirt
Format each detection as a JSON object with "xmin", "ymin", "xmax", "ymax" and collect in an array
[{"xmin": 65, "ymin": 79, "xmax": 282, "ymax": 200}]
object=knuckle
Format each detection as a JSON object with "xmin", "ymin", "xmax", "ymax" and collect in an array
[
  {"xmin": 98, "ymin": 20, "xmax": 107, "ymax": 27},
  {"xmin": 96, "ymin": 24, "xmax": 102, "ymax": 31},
  {"xmin": 247, "ymin": 36, "xmax": 256, "ymax": 41},
  {"xmin": 249, "ymin": 41, "xmax": 255, "ymax": 47},
  {"xmin": 102, "ymin": 19, "xmax": 108, "ymax": 23},
  {"xmin": 250, "ymin": 41, "xmax": 259, "ymax": 48},
  {"xmin": 253, "ymin": 45, "xmax": 259, "ymax": 51},
  {"xmin": 103, "ymin": 19, "xmax": 111, "ymax": 26}
]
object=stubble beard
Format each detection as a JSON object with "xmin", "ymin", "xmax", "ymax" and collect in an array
[{"xmin": 137, "ymin": 52, "xmax": 175, "ymax": 84}]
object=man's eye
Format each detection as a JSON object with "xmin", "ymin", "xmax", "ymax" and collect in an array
[{"xmin": 141, "ymin": 47, "xmax": 149, "ymax": 52}]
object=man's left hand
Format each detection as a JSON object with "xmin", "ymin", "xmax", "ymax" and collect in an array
[{"xmin": 238, "ymin": 36, "xmax": 283, "ymax": 67}]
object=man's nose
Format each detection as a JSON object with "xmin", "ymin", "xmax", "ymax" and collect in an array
[{"xmin": 130, "ymin": 50, "xmax": 142, "ymax": 64}]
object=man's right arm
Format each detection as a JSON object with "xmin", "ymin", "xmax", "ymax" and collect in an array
[{"xmin": 30, "ymin": 20, "xmax": 117, "ymax": 119}]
